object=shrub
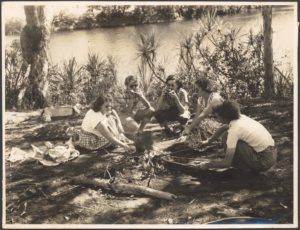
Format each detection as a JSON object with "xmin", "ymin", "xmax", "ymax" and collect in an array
[
  {"xmin": 154, "ymin": 6, "xmax": 176, "ymax": 21},
  {"xmin": 49, "ymin": 57, "xmax": 85, "ymax": 106},
  {"xmin": 176, "ymin": 10, "xmax": 265, "ymax": 100},
  {"xmin": 5, "ymin": 18, "xmax": 24, "ymax": 35},
  {"xmin": 176, "ymin": 8, "xmax": 292, "ymax": 102},
  {"xmin": 83, "ymin": 52, "xmax": 118, "ymax": 103},
  {"xmin": 76, "ymin": 12, "xmax": 96, "ymax": 29},
  {"xmin": 52, "ymin": 11, "xmax": 77, "ymax": 31},
  {"xmin": 176, "ymin": 6, "xmax": 195, "ymax": 20},
  {"xmin": 5, "ymin": 40, "xmax": 28, "ymax": 109}
]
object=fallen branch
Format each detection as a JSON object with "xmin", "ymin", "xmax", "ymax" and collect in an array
[
  {"xmin": 71, "ymin": 175, "xmax": 177, "ymax": 200},
  {"xmin": 6, "ymin": 178, "xmax": 35, "ymax": 190}
]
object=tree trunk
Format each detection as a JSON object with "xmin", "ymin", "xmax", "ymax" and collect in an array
[
  {"xmin": 262, "ymin": 6, "xmax": 275, "ymax": 98},
  {"xmin": 19, "ymin": 5, "xmax": 50, "ymax": 110}
]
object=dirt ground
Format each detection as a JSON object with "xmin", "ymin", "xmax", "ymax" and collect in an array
[{"xmin": 4, "ymin": 98, "xmax": 294, "ymax": 225}]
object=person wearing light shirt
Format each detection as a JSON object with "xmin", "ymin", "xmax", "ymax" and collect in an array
[
  {"xmin": 200, "ymin": 100, "xmax": 277, "ymax": 172},
  {"xmin": 69, "ymin": 94, "xmax": 134, "ymax": 152}
]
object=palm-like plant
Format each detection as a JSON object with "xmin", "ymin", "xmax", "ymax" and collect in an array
[
  {"xmin": 137, "ymin": 32, "xmax": 165, "ymax": 83},
  {"xmin": 85, "ymin": 52, "xmax": 105, "ymax": 78},
  {"xmin": 179, "ymin": 34, "xmax": 198, "ymax": 79},
  {"xmin": 61, "ymin": 57, "xmax": 83, "ymax": 89},
  {"xmin": 83, "ymin": 51, "xmax": 118, "ymax": 102},
  {"xmin": 199, "ymin": 7, "xmax": 218, "ymax": 32},
  {"xmin": 57, "ymin": 57, "xmax": 83, "ymax": 104}
]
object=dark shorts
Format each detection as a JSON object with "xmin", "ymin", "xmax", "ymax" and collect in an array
[
  {"xmin": 155, "ymin": 107, "xmax": 189, "ymax": 125},
  {"xmin": 222, "ymin": 132, "xmax": 277, "ymax": 172},
  {"xmin": 133, "ymin": 107, "xmax": 154, "ymax": 123},
  {"xmin": 232, "ymin": 142, "xmax": 277, "ymax": 172}
]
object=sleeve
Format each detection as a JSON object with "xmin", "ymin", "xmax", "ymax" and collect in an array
[{"xmin": 226, "ymin": 126, "xmax": 239, "ymax": 150}]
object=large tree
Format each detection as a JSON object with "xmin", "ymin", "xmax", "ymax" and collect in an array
[
  {"xmin": 262, "ymin": 5, "xmax": 275, "ymax": 98},
  {"xmin": 19, "ymin": 5, "xmax": 50, "ymax": 110}
]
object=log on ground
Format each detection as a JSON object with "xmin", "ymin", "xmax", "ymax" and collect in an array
[{"xmin": 71, "ymin": 175, "xmax": 177, "ymax": 200}]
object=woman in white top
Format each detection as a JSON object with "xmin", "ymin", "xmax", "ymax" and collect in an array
[
  {"xmin": 70, "ymin": 94, "xmax": 134, "ymax": 152},
  {"xmin": 183, "ymin": 76, "xmax": 225, "ymax": 150},
  {"xmin": 199, "ymin": 100, "xmax": 277, "ymax": 172}
]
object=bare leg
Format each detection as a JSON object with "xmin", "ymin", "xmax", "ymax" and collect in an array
[{"xmin": 137, "ymin": 108, "xmax": 155, "ymax": 132}]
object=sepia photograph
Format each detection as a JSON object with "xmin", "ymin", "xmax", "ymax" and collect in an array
[{"xmin": 2, "ymin": 1, "xmax": 298, "ymax": 228}]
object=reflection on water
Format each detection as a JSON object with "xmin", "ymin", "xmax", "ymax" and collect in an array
[{"xmin": 5, "ymin": 7, "xmax": 295, "ymax": 82}]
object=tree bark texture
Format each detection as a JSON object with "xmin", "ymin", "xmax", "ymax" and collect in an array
[
  {"xmin": 262, "ymin": 6, "xmax": 275, "ymax": 98},
  {"xmin": 19, "ymin": 5, "xmax": 50, "ymax": 110},
  {"xmin": 72, "ymin": 176, "xmax": 177, "ymax": 200}
]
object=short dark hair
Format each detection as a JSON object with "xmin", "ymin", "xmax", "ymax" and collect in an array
[
  {"xmin": 166, "ymin": 75, "xmax": 175, "ymax": 84},
  {"xmin": 92, "ymin": 94, "xmax": 105, "ymax": 112},
  {"xmin": 166, "ymin": 75, "xmax": 182, "ymax": 89},
  {"xmin": 195, "ymin": 76, "xmax": 216, "ymax": 93},
  {"xmin": 213, "ymin": 100, "xmax": 240, "ymax": 122},
  {"xmin": 125, "ymin": 75, "xmax": 138, "ymax": 86}
]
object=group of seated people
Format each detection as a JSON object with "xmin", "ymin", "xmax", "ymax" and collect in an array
[{"xmin": 67, "ymin": 74, "xmax": 277, "ymax": 172}]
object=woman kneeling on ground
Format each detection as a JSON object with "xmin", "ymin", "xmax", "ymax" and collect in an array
[
  {"xmin": 182, "ymin": 76, "xmax": 225, "ymax": 150},
  {"xmin": 198, "ymin": 100, "xmax": 277, "ymax": 172},
  {"xmin": 68, "ymin": 94, "xmax": 135, "ymax": 152}
]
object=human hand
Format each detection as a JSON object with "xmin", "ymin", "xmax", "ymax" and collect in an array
[
  {"xmin": 130, "ymin": 89, "xmax": 143, "ymax": 98},
  {"xmin": 120, "ymin": 134, "xmax": 133, "ymax": 144},
  {"xmin": 168, "ymin": 90, "xmax": 177, "ymax": 99},
  {"xmin": 199, "ymin": 139, "xmax": 209, "ymax": 146},
  {"xmin": 149, "ymin": 106, "xmax": 155, "ymax": 112},
  {"xmin": 125, "ymin": 138, "xmax": 135, "ymax": 145},
  {"xmin": 162, "ymin": 87, "xmax": 170, "ymax": 96},
  {"xmin": 183, "ymin": 126, "xmax": 191, "ymax": 135},
  {"xmin": 123, "ymin": 144, "xmax": 136, "ymax": 153},
  {"xmin": 176, "ymin": 135, "xmax": 187, "ymax": 143}
]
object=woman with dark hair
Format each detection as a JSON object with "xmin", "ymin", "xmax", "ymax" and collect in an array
[
  {"xmin": 155, "ymin": 75, "xmax": 190, "ymax": 136},
  {"xmin": 68, "ymin": 94, "xmax": 134, "ymax": 152},
  {"xmin": 182, "ymin": 76, "xmax": 225, "ymax": 150},
  {"xmin": 198, "ymin": 100, "xmax": 277, "ymax": 172}
]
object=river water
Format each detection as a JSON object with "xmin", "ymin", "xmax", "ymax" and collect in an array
[{"xmin": 5, "ymin": 6, "xmax": 296, "ymax": 82}]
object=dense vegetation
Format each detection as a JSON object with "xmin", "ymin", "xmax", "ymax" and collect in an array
[
  {"xmin": 5, "ymin": 5, "xmax": 262, "ymax": 35},
  {"xmin": 5, "ymin": 18, "xmax": 24, "ymax": 35},
  {"xmin": 5, "ymin": 7, "xmax": 293, "ymax": 111}
]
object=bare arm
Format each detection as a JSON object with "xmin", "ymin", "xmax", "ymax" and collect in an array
[
  {"xmin": 139, "ymin": 94, "xmax": 153, "ymax": 109},
  {"xmin": 195, "ymin": 99, "xmax": 202, "ymax": 117},
  {"xmin": 95, "ymin": 122, "xmax": 128, "ymax": 149},
  {"xmin": 205, "ymin": 147, "xmax": 235, "ymax": 169},
  {"xmin": 188, "ymin": 106, "xmax": 212, "ymax": 131},
  {"xmin": 111, "ymin": 110, "xmax": 134, "ymax": 144},
  {"xmin": 173, "ymin": 94, "xmax": 186, "ymax": 113},
  {"xmin": 169, "ymin": 89, "xmax": 189, "ymax": 114},
  {"xmin": 111, "ymin": 109, "xmax": 125, "ymax": 134},
  {"xmin": 207, "ymin": 125, "xmax": 229, "ymax": 144}
]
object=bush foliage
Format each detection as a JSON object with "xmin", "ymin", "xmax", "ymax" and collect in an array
[
  {"xmin": 177, "ymin": 8, "xmax": 293, "ymax": 101},
  {"xmin": 5, "ymin": 7, "xmax": 293, "ymax": 111},
  {"xmin": 5, "ymin": 5, "xmax": 264, "ymax": 35}
]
